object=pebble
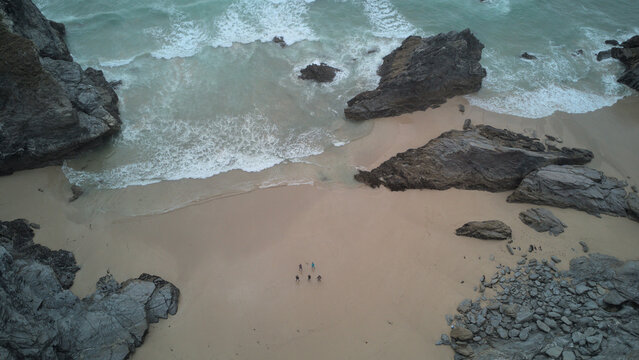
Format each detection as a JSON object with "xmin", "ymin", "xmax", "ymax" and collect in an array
[
  {"xmin": 551, "ymin": 256, "xmax": 561, "ymax": 263},
  {"xmin": 579, "ymin": 241, "xmax": 589, "ymax": 253}
]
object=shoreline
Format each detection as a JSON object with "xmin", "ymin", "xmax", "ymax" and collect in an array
[{"xmin": 1, "ymin": 96, "xmax": 639, "ymax": 359}]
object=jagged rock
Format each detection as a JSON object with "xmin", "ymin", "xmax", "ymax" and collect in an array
[
  {"xmin": 298, "ymin": 63, "xmax": 341, "ymax": 83},
  {"xmin": 344, "ymin": 29, "xmax": 486, "ymax": 120},
  {"xmin": 0, "ymin": 0, "xmax": 121, "ymax": 175},
  {"xmin": 354, "ymin": 125, "xmax": 593, "ymax": 191},
  {"xmin": 455, "ymin": 220, "xmax": 512, "ymax": 240},
  {"xmin": 0, "ymin": 219, "xmax": 179, "ymax": 359},
  {"xmin": 605, "ymin": 39, "xmax": 619, "ymax": 46},
  {"xmin": 272, "ymin": 36, "xmax": 286, "ymax": 47},
  {"xmin": 597, "ymin": 49, "xmax": 612, "ymax": 61},
  {"xmin": 627, "ymin": 193, "xmax": 639, "ymax": 221},
  {"xmin": 519, "ymin": 208, "xmax": 567, "ymax": 236},
  {"xmin": 508, "ymin": 165, "xmax": 637, "ymax": 221},
  {"xmin": 606, "ymin": 35, "xmax": 639, "ymax": 91},
  {"xmin": 521, "ymin": 52, "xmax": 537, "ymax": 60}
]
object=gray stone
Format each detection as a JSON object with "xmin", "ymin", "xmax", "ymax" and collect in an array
[
  {"xmin": 546, "ymin": 346, "xmax": 563, "ymax": 358},
  {"xmin": 575, "ymin": 283, "xmax": 590, "ymax": 295},
  {"xmin": 344, "ymin": 29, "xmax": 486, "ymax": 120},
  {"xmin": 298, "ymin": 63, "xmax": 341, "ymax": 83},
  {"xmin": 551, "ymin": 256, "xmax": 562, "ymax": 263},
  {"xmin": 508, "ymin": 165, "xmax": 636, "ymax": 222},
  {"xmin": 457, "ymin": 299, "xmax": 472, "ymax": 313},
  {"xmin": 562, "ymin": 350, "xmax": 576, "ymax": 360},
  {"xmin": 537, "ymin": 319, "xmax": 551, "ymax": 332},
  {"xmin": 450, "ymin": 326, "xmax": 473, "ymax": 341},
  {"xmin": 519, "ymin": 208, "xmax": 567, "ymax": 236}
]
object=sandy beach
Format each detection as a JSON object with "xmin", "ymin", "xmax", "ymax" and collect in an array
[{"xmin": 1, "ymin": 97, "xmax": 639, "ymax": 359}]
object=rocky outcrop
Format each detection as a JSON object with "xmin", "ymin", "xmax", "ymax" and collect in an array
[
  {"xmin": 344, "ymin": 29, "xmax": 486, "ymax": 120},
  {"xmin": 354, "ymin": 124, "xmax": 593, "ymax": 192},
  {"xmin": 519, "ymin": 208, "xmax": 567, "ymax": 236},
  {"xmin": 272, "ymin": 36, "xmax": 286, "ymax": 47},
  {"xmin": 598, "ymin": 34, "xmax": 639, "ymax": 91},
  {"xmin": 521, "ymin": 52, "xmax": 537, "ymax": 60},
  {"xmin": 439, "ymin": 254, "xmax": 639, "ymax": 359},
  {"xmin": 298, "ymin": 63, "xmax": 341, "ymax": 83},
  {"xmin": 455, "ymin": 220, "xmax": 512, "ymax": 240},
  {"xmin": 507, "ymin": 165, "xmax": 637, "ymax": 221},
  {"xmin": 0, "ymin": 219, "xmax": 179, "ymax": 359},
  {"xmin": 0, "ymin": 0, "xmax": 121, "ymax": 175}
]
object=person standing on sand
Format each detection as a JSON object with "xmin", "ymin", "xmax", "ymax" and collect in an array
[
  {"xmin": 316, "ymin": 275, "xmax": 322, "ymax": 282},
  {"xmin": 311, "ymin": 262, "xmax": 315, "ymax": 271},
  {"xmin": 307, "ymin": 275, "xmax": 311, "ymax": 281},
  {"xmin": 299, "ymin": 264, "xmax": 303, "ymax": 272},
  {"xmin": 296, "ymin": 275, "xmax": 300, "ymax": 282}
]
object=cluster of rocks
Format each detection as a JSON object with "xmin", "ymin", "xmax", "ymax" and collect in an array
[
  {"xmin": 439, "ymin": 253, "xmax": 639, "ymax": 359},
  {"xmin": 0, "ymin": 219, "xmax": 179, "ymax": 359},
  {"xmin": 355, "ymin": 121, "xmax": 639, "ymax": 224},
  {"xmin": 0, "ymin": 0, "xmax": 122, "ymax": 175},
  {"xmin": 597, "ymin": 35, "xmax": 639, "ymax": 91},
  {"xmin": 298, "ymin": 63, "xmax": 341, "ymax": 83},
  {"xmin": 344, "ymin": 29, "xmax": 487, "ymax": 120}
]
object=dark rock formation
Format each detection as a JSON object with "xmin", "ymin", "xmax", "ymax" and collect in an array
[
  {"xmin": 519, "ymin": 208, "xmax": 567, "ymax": 236},
  {"xmin": 598, "ymin": 35, "xmax": 639, "ymax": 91},
  {"xmin": 0, "ymin": 0, "xmax": 121, "ymax": 175},
  {"xmin": 508, "ymin": 165, "xmax": 637, "ymax": 221},
  {"xmin": 298, "ymin": 63, "xmax": 341, "ymax": 83},
  {"xmin": 455, "ymin": 220, "xmax": 512, "ymax": 240},
  {"xmin": 354, "ymin": 124, "xmax": 593, "ymax": 192},
  {"xmin": 0, "ymin": 219, "xmax": 179, "ymax": 359},
  {"xmin": 605, "ymin": 39, "xmax": 619, "ymax": 46},
  {"xmin": 344, "ymin": 29, "xmax": 486, "ymax": 120},
  {"xmin": 521, "ymin": 52, "xmax": 537, "ymax": 60},
  {"xmin": 440, "ymin": 254, "xmax": 639, "ymax": 359},
  {"xmin": 272, "ymin": 36, "xmax": 286, "ymax": 47}
]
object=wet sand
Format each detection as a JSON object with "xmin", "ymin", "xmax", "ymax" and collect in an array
[{"xmin": 1, "ymin": 97, "xmax": 638, "ymax": 359}]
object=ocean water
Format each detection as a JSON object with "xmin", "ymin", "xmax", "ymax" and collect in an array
[{"xmin": 34, "ymin": 0, "xmax": 638, "ymax": 190}]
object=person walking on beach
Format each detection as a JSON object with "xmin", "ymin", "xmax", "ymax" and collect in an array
[
  {"xmin": 311, "ymin": 262, "xmax": 315, "ymax": 271},
  {"xmin": 307, "ymin": 274, "xmax": 311, "ymax": 281},
  {"xmin": 316, "ymin": 275, "xmax": 322, "ymax": 282},
  {"xmin": 298, "ymin": 264, "xmax": 303, "ymax": 272},
  {"xmin": 296, "ymin": 275, "xmax": 300, "ymax": 283}
]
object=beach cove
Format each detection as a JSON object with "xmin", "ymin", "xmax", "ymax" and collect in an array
[{"xmin": 2, "ymin": 97, "xmax": 639, "ymax": 359}]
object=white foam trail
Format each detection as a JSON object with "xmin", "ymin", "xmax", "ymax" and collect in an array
[
  {"xmin": 466, "ymin": 84, "xmax": 627, "ymax": 119},
  {"xmin": 63, "ymin": 112, "xmax": 335, "ymax": 189},
  {"xmin": 151, "ymin": 19, "xmax": 209, "ymax": 59},
  {"xmin": 360, "ymin": 0, "xmax": 417, "ymax": 38}
]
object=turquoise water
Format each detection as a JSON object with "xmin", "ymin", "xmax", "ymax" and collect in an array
[{"xmin": 34, "ymin": 0, "xmax": 638, "ymax": 189}]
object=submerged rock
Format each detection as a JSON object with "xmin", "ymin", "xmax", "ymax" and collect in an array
[
  {"xmin": 272, "ymin": 36, "xmax": 286, "ymax": 47},
  {"xmin": 0, "ymin": 0, "xmax": 121, "ymax": 175},
  {"xmin": 354, "ymin": 124, "xmax": 593, "ymax": 192},
  {"xmin": 508, "ymin": 165, "xmax": 637, "ymax": 221},
  {"xmin": 0, "ymin": 219, "xmax": 179, "ymax": 359},
  {"xmin": 455, "ymin": 220, "xmax": 512, "ymax": 240},
  {"xmin": 298, "ymin": 63, "xmax": 341, "ymax": 83},
  {"xmin": 344, "ymin": 29, "xmax": 486, "ymax": 120},
  {"xmin": 519, "ymin": 208, "xmax": 567, "ymax": 236},
  {"xmin": 521, "ymin": 52, "xmax": 537, "ymax": 60}
]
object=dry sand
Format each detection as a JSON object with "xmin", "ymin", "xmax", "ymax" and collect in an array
[{"xmin": 1, "ymin": 97, "xmax": 639, "ymax": 359}]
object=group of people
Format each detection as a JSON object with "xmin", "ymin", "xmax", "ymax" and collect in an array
[{"xmin": 295, "ymin": 262, "xmax": 321, "ymax": 283}]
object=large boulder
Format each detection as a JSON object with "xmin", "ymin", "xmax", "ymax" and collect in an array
[
  {"xmin": 455, "ymin": 220, "xmax": 512, "ymax": 240},
  {"xmin": 354, "ymin": 124, "xmax": 593, "ymax": 191},
  {"xmin": 344, "ymin": 29, "xmax": 486, "ymax": 120},
  {"xmin": 507, "ymin": 165, "xmax": 637, "ymax": 221},
  {"xmin": 0, "ymin": 0, "xmax": 121, "ymax": 175},
  {"xmin": 518, "ymin": 208, "xmax": 566, "ymax": 236},
  {"xmin": 0, "ymin": 219, "xmax": 179, "ymax": 359}
]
